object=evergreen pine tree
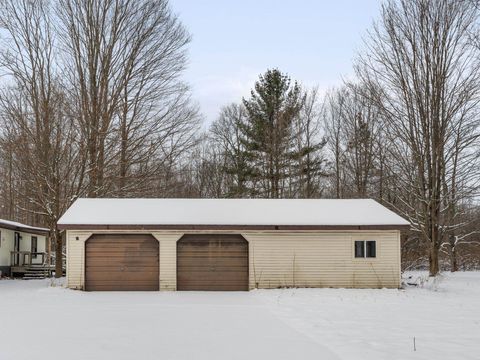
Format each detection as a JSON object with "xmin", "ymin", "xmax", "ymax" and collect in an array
[{"xmin": 240, "ymin": 69, "xmax": 303, "ymax": 198}]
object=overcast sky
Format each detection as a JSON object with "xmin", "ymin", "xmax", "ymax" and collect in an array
[{"xmin": 171, "ymin": 0, "xmax": 382, "ymax": 125}]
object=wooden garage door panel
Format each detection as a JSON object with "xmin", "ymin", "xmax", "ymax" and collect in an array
[
  {"xmin": 86, "ymin": 257, "xmax": 158, "ymax": 266},
  {"xmin": 87, "ymin": 271, "xmax": 159, "ymax": 280},
  {"xmin": 85, "ymin": 234, "xmax": 159, "ymax": 291},
  {"xmin": 177, "ymin": 234, "xmax": 248, "ymax": 291},
  {"xmin": 178, "ymin": 258, "xmax": 247, "ymax": 266},
  {"xmin": 178, "ymin": 266, "xmax": 249, "ymax": 273},
  {"xmin": 85, "ymin": 283, "xmax": 159, "ymax": 291},
  {"xmin": 86, "ymin": 250, "xmax": 158, "ymax": 255},
  {"xmin": 177, "ymin": 278, "xmax": 248, "ymax": 287},
  {"xmin": 86, "ymin": 280, "xmax": 159, "ymax": 286}
]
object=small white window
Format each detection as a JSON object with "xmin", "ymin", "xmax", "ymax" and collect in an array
[{"xmin": 355, "ymin": 240, "xmax": 376, "ymax": 258}]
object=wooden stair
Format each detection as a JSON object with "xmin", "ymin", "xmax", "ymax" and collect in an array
[{"xmin": 23, "ymin": 265, "xmax": 52, "ymax": 280}]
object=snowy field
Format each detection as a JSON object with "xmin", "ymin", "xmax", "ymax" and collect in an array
[{"xmin": 0, "ymin": 272, "xmax": 479, "ymax": 360}]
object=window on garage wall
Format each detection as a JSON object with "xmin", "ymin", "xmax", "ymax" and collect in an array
[{"xmin": 354, "ymin": 240, "xmax": 376, "ymax": 258}]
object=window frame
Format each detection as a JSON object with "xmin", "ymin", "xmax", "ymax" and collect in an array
[
  {"xmin": 366, "ymin": 240, "xmax": 376, "ymax": 258},
  {"xmin": 354, "ymin": 240, "xmax": 365, "ymax": 258},
  {"xmin": 353, "ymin": 239, "xmax": 378, "ymax": 260},
  {"xmin": 31, "ymin": 236, "xmax": 38, "ymax": 259}
]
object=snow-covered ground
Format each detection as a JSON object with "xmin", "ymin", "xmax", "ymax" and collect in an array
[{"xmin": 0, "ymin": 272, "xmax": 479, "ymax": 360}]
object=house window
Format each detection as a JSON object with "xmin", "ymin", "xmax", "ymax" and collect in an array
[
  {"xmin": 31, "ymin": 236, "xmax": 38, "ymax": 259},
  {"xmin": 354, "ymin": 240, "xmax": 376, "ymax": 258}
]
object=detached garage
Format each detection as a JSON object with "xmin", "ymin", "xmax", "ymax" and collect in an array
[{"xmin": 57, "ymin": 198, "xmax": 409, "ymax": 291}]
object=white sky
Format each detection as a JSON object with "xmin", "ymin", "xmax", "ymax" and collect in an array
[{"xmin": 170, "ymin": 0, "xmax": 382, "ymax": 125}]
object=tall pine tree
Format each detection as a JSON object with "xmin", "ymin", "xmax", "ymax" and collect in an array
[{"xmin": 240, "ymin": 69, "xmax": 303, "ymax": 198}]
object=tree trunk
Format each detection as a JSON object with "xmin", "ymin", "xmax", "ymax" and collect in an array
[
  {"xmin": 450, "ymin": 245, "xmax": 458, "ymax": 272},
  {"xmin": 88, "ymin": 136, "xmax": 98, "ymax": 197},
  {"xmin": 429, "ymin": 242, "xmax": 440, "ymax": 276},
  {"xmin": 46, "ymin": 236, "xmax": 51, "ymax": 267},
  {"xmin": 55, "ymin": 231, "xmax": 63, "ymax": 278},
  {"xmin": 119, "ymin": 104, "xmax": 128, "ymax": 194},
  {"xmin": 335, "ymin": 144, "xmax": 341, "ymax": 199}
]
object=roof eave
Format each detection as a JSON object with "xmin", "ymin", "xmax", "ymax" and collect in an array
[
  {"xmin": 57, "ymin": 224, "xmax": 410, "ymax": 231},
  {"xmin": 0, "ymin": 223, "xmax": 50, "ymax": 236}
]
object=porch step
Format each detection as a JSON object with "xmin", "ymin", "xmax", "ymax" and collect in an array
[{"xmin": 23, "ymin": 266, "xmax": 51, "ymax": 280}]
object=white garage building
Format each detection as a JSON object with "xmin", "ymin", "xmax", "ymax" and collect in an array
[{"xmin": 58, "ymin": 198, "xmax": 409, "ymax": 291}]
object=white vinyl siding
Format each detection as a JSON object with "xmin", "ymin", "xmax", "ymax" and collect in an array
[
  {"xmin": 66, "ymin": 230, "xmax": 401, "ymax": 290},
  {"xmin": 0, "ymin": 228, "xmax": 47, "ymax": 267},
  {"xmin": 65, "ymin": 231, "xmax": 91, "ymax": 289},
  {"xmin": 245, "ymin": 232, "xmax": 399, "ymax": 289},
  {"xmin": 152, "ymin": 233, "xmax": 182, "ymax": 291}
]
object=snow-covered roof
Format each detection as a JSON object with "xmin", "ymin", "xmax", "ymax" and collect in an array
[
  {"xmin": 58, "ymin": 198, "xmax": 409, "ymax": 230},
  {"xmin": 0, "ymin": 218, "xmax": 49, "ymax": 234}
]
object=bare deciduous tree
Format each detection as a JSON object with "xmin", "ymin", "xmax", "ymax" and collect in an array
[
  {"xmin": 0, "ymin": 0, "xmax": 86, "ymax": 276},
  {"xmin": 357, "ymin": 0, "xmax": 480, "ymax": 275},
  {"xmin": 57, "ymin": 0, "xmax": 199, "ymax": 197},
  {"xmin": 292, "ymin": 86, "xmax": 328, "ymax": 198},
  {"xmin": 210, "ymin": 103, "xmax": 250, "ymax": 197},
  {"xmin": 0, "ymin": 0, "xmax": 201, "ymax": 276}
]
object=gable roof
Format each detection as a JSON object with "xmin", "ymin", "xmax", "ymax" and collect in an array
[
  {"xmin": 57, "ymin": 198, "xmax": 409, "ymax": 231},
  {"xmin": 0, "ymin": 219, "xmax": 49, "ymax": 235}
]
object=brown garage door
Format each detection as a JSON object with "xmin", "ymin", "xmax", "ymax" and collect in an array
[
  {"xmin": 85, "ymin": 234, "xmax": 159, "ymax": 291},
  {"xmin": 177, "ymin": 234, "xmax": 248, "ymax": 291}
]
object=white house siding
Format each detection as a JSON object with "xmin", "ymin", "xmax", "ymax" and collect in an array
[
  {"xmin": 244, "ymin": 231, "xmax": 401, "ymax": 289},
  {"xmin": 0, "ymin": 229, "xmax": 15, "ymax": 268},
  {"xmin": 18, "ymin": 231, "xmax": 47, "ymax": 265},
  {"xmin": 0, "ymin": 228, "xmax": 47, "ymax": 272},
  {"xmin": 66, "ymin": 230, "xmax": 401, "ymax": 290}
]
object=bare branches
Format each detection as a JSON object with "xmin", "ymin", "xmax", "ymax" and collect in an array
[
  {"xmin": 356, "ymin": 0, "xmax": 480, "ymax": 275},
  {"xmin": 56, "ymin": 0, "xmax": 198, "ymax": 197},
  {"xmin": 0, "ymin": 0, "xmax": 200, "ymax": 275}
]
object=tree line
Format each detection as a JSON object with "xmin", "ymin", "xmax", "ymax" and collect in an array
[
  {"xmin": 0, "ymin": 0, "xmax": 479, "ymax": 276},
  {"xmin": 0, "ymin": 0, "xmax": 201, "ymax": 275}
]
